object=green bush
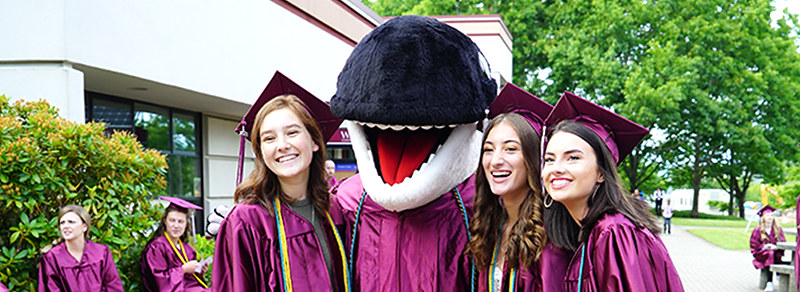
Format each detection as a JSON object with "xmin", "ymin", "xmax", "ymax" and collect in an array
[
  {"xmin": 193, "ymin": 235, "xmax": 216, "ymax": 286},
  {"xmin": 707, "ymin": 200, "xmax": 730, "ymax": 212},
  {"xmin": 0, "ymin": 96, "xmax": 167, "ymax": 291}
]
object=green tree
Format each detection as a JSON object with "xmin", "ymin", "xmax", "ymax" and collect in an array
[
  {"xmin": 363, "ymin": 0, "xmax": 800, "ymax": 217},
  {"xmin": 0, "ymin": 96, "xmax": 168, "ymax": 290}
]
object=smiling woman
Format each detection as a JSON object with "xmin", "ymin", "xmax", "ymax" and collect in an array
[
  {"xmin": 212, "ymin": 72, "xmax": 348, "ymax": 292},
  {"xmin": 541, "ymin": 91, "xmax": 683, "ymax": 292}
]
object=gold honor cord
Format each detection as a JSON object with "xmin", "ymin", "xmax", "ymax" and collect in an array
[
  {"xmin": 164, "ymin": 234, "xmax": 209, "ymax": 289},
  {"xmin": 274, "ymin": 196, "xmax": 351, "ymax": 292},
  {"xmin": 489, "ymin": 217, "xmax": 516, "ymax": 292}
]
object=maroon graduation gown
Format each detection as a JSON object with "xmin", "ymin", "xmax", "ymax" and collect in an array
[
  {"xmin": 38, "ymin": 240, "xmax": 123, "ymax": 292},
  {"xmin": 335, "ymin": 174, "xmax": 475, "ymax": 292},
  {"xmin": 141, "ymin": 234, "xmax": 209, "ymax": 291},
  {"xmin": 749, "ymin": 225, "xmax": 785, "ymax": 270},
  {"xmin": 212, "ymin": 202, "xmax": 347, "ymax": 292},
  {"xmin": 564, "ymin": 213, "xmax": 684, "ymax": 292}
]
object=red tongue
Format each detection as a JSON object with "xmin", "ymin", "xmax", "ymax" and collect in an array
[{"xmin": 376, "ymin": 131, "xmax": 438, "ymax": 185}]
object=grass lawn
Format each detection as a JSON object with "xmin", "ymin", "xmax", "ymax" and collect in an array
[
  {"xmin": 672, "ymin": 217, "xmax": 750, "ymax": 228},
  {"xmin": 672, "ymin": 217, "xmax": 796, "ymax": 250},
  {"xmin": 684, "ymin": 227, "xmax": 796, "ymax": 250}
]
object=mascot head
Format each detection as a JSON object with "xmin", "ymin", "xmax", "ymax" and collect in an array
[{"xmin": 332, "ymin": 15, "xmax": 497, "ymax": 211}]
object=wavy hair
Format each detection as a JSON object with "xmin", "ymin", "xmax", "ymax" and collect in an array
[
  {"xmin": 466, "ymin": 113, "xmax": 546, "ymax": 270},
  {"xmin": 544, "ymin": 120, "xmax": 659, "ymax": 252},
  {"xmin": 233, "ymin": 94, "xmax": 329, "ymax": 217}
]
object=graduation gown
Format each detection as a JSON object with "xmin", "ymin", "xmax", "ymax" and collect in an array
[
  {"xmin": 212, "ymin": 202, "xmax": 347, "ymax": 292},
  {"xmin": 38, "ymin": 240, "xmax": 123, "ymax": 292},
  {"xmin": 564, "ymin": 213, "xmax": 683, "ymax": 292},
  {"xmin": 141, "ymin": 234, "xmax": 208, "ymax": 292},
  {"xmin": 336, "ymin": 174, "xmax": 475, "ymax": 292},
  {"xmin": 749, "ymin": 225, "xmax": 785, "ymax": 270}
]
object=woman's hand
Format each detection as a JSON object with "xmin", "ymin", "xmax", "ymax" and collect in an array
[{"xmin": 182, "ymin": 260, "xmax": 200, "ymax": 274}]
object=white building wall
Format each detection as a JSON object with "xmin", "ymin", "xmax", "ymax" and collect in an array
[
  {"xmin": 669, "ymin": 188, "xmax": 731, "ymax": 215},
  {"xmin": 0, "ymin": 63, "xmax": 85, "ymax": 123}
]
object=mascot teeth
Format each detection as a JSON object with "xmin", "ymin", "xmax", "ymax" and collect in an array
[{"xmin": 356, "ymin": 121, "xmax": 461, "ymax": 131}]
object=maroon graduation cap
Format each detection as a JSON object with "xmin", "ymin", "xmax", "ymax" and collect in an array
[
  {"xmin": 488, "ymin": 83, "xmax": 553, "ymax": 136},
  {"xmin": 233, "ymin": 71, "xmax": 343, "ymax": 186},
  {"xmin": 544, "ymin": 91, "xmax": 648, "ymax": 164},
  {"xmin": 159, "ymin": 196, "xmax": 203, "ymax": 212},
  {"xmin": 757, "ymin": 205, "xmax": 776, "ymax": 216}
]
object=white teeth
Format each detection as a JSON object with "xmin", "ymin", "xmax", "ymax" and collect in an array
[
  {"xmin": 552, "ymin": 180, "xmax": 570, "ymax": 187},
  {"xmin": 492, "ymin": 171, "xmax": 511, "ymax": 177},
  {"xmin": 352, "ymin": 121, "xmax": 459, "ymax": 131},
  {"xmin": 277, "ymin": 155, "xmax": 297, "ymax": 163}
]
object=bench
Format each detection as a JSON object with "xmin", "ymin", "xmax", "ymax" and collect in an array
[{"xmin": 769, "ymin": 264, "xmax": 795, "ymax": 292}]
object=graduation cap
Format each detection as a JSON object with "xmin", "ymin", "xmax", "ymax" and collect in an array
[
  {"xmin": 757, "ymin": 205, "xmax": 776, "ymax": 216},
  {"xmin": 544, "ymin": 91, "xmax": 648, "ymax": 164},
  {"xmin": 159, "ymin": 196, "xmax": 203, "ymax": 212},
  {"xmin": 488, "ymin": 83, "xmax": 552, "ymax": 136},
  {"xmin": 233, "ymin": 71, "xmax": 343, "ymax": 186}
]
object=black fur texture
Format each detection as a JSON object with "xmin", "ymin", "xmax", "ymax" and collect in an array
[{"xmin": 331, "ymin": 15, "xmax": 497, "ymax": 125}]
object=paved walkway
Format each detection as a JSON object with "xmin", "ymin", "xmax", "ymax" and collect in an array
[{"xmin": 660, "ymin": 222, "xmax": 789, "ymax": 291}]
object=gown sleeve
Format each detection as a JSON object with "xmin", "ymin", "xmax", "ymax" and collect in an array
[
  {"xmin": 212, "ymin": 208, "xmax": 274, "ymax": 292},
  {"xmin": 750, "ymin": 227, "xmax": 771, "ymax": 268},
  {"xmin": 591, "ymin": 224, "xmax": 681, "ymax": 291},
  {"xmin": 143, "ymin": 241, "xmax": 187, "ymax": 291},
  {"xmin": 38, "ymin": 253, "xmax": 64, "ymax": 292},
  {"xmin": 101, "ymin": 245, "xmax": 124, "ymax": 292}
]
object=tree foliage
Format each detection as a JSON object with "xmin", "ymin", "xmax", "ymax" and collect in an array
[
  {"xmin": 0, "ymin": 96, "xmax": 168, "ymax": 291},
  {"xmin": 363, "ymin": 0, "xmax": 800, "ymax": 217}
]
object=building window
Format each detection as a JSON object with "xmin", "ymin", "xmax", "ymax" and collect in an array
[{"xmin": 85, "ymin": 91, "xmax": 202, "ymax": 199}]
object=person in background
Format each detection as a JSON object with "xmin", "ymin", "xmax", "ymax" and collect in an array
[
  {"xmin": 213, "ymin": 72, "xmax": 347, "ymax": 291},
  {"xmin": 654, "ymin": 187, "xmax": 665, "ymax": 215},
  {"xmin": 633, "ymin": 189, "xmax": 644, "ymax": 200},
  {"xmin": 141, "ymin": 196, "xmax": 210, "ymax": 291},
  {"xmin": 325, "ymin": 159, "xmax": 338, "ymax": 188},
  {"xmin": 38, "ymin": 204, "xmax": 123, "ymax": 292},
  {"xmin": 749, "ymin": 205, "xmax": 785, "ymax": 286},
  {"xmin": 662, "ymin": 198, "xmax": 674, "ymax": 234},
  {"xmin": 541, "ymin": 91, "xmax": 683, "ymax": 291}
]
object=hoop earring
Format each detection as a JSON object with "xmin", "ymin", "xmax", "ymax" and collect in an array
[{"xmin": 544, "ymin": 193, "xmax": 553, "ymax": 208}]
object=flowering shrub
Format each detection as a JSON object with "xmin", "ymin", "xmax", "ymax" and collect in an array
[{"xmin": 0, "ymin": 96, "xmax": 168, "ymax": 291}]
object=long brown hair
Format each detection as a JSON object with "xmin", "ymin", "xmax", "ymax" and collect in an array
[
  {"xmin": 759, "ymin": 213, "xmax": 783, "ymax": 242},
  {"xmin": 466, "ymin": 113, "xmax": 546, "ymax": 270},
  {"xmin": 233, "ymin": 94, "xmax": 330, "ymax": 217},
  {"xmin": 147, "ymin": 206, "xmax": 194, "ymax": 245},
  {"xmin": 544, "ymin": 120, "xmax": 659, "ymax": 251}
]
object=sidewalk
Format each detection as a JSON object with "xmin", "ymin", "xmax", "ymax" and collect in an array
[{"xmin": 660, "ymin": 223, "xmax": 771, "ymax": 291}]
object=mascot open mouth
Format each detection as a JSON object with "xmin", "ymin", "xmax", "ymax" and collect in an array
[
  {"xmin": 345, "ymin": 120, "xmax": 481, "ymax": 211},
  {"xmin": 362, "ymin": 123, "xmax": 453, "ymax": 185}
]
